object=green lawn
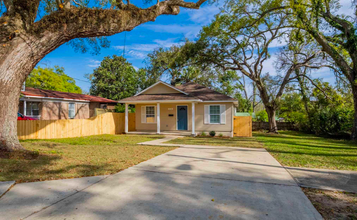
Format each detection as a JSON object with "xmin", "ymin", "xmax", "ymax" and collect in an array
[
  {"xmin": 0, "ymin": 134, "xmax": 175, "ymax": 183},
  {"xmin": 168, "ymin": 131, "xmax": 357, "ymax": 171}
]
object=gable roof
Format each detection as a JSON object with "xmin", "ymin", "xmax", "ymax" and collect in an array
[
  {"xmin": 175, "ymin": 82, "xmax": 236, "ymax": 101},
  {"xmin": 135, "ymin": 81, "xmax": 188, "ymax": 96},
  {"xmin": 119, "ymin": 82, "xmax": 237, "ymax": 103},
  {"xmin": 21, "ymin": 87, "xmax": 118, "ymax": 103}
]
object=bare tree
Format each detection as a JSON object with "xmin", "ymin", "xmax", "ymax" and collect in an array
[
  {"xmin": 0, "ymin": 0, "xmax": 207, "ymax": 151},
  {"xmin": 195, "ymin": 1, "xmax": 326, "ymax": 132}
]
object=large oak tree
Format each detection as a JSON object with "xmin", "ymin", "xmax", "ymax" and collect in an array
[
  {"xmin": 226, "ymin": 0, "xmax": 357, "ymax": 137},
  {"xmin": 0, "ymin": 0, "xmax": 207, "ymax": 151},
  {"xmin": 193, "ymin": 0, "xmax": 325, "ymax": 132}
]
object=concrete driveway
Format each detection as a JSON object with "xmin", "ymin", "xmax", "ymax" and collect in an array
[{"xmin": 0, "ymin": 141, "xmax": 322, "ymax": 220}]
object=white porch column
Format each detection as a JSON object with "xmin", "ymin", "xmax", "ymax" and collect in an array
[
  {"xmin": 125, "ymin": 103, "xmax": 129, "ymax": 134},
  {"xmin": 157, "ymin": 102, "xmax": 160, "ymax": 134},
  {"xmin": 192, "ymin": 102, "xmax": 195, "ymax": 136},
  {"xmin": 24, "ymin": 100, "xmax": 27, "ymax": 116}
]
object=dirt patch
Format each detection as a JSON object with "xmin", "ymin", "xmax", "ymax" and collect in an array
[
  {"xmin": 0, "ymin": 149, "xmax": 39, "ymax": 160},
  {"xmin": 303, "ymin": 188, "xmax": 357, "ymax": 219}
]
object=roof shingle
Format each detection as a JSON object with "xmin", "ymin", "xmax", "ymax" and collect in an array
[
  {"xmin": 119, "ymin": 82, "xmax": 237, "ymax": 102},
  {"xmin": 22, "ymin": 87, "xmax": 118, "ymax": 103}
]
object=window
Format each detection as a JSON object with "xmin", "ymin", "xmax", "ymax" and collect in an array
[
  {"xmin": 69, "ymin": 103, "xmax": 75, "ymax": 119},
  {"xmin": 204, "ymin": 104, "xmax": 226, "ymax": 125},
  {"xmin": 146, "ymin": 106, "xmax": 155, "ymax": 123},
  {"xmin": 26, "ymin": 102, "xmax": 40, "ymax": 116},
  {"xmin": 209, "ymin": 105, "xmax": 221, "ymax": 124}
]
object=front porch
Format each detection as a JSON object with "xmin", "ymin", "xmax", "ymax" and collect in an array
[
  {"xmin": 126, "ymin": 130, "xmax": 193, "ymax": 136},
  {"xmin": 124, "ymin": 102, "xmax": 197, "ymax": 136}
]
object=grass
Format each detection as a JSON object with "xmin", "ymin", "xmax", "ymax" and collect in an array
[
  {"xmin": 0, "ymin": 134, "xmax": 175, "ymax": 183},
  {"xmin": 167, "ymin": 131, "xmax": 357, "ymax": 171}
]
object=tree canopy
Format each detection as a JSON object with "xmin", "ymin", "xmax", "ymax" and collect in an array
[
  {"xmin": 26, "ymin": 66, "xmax": 82, "ymax": 94},
  {"xmin": 88, "ymin": 55, "xmax": 145, "ymax": 100},
  {"xmin": 0, "ymin": 0, "xmax": 208, "ymax": 151}
]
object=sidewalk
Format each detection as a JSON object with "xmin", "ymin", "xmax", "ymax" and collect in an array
[{"xmin": 287, "ymin": 167, "xmax": 357, "ymax": 193}]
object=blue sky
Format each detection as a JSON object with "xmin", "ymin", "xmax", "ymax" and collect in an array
[
  {"xmin": 41, "ymin": 3, "xmax": 220, "ymax": 93},
  {"xmin": 40, "ymin": 0, "xmax": 354, "ymax": 93}
]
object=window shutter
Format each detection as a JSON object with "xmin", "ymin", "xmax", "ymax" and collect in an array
[
  {"xmin": 141, "ymin": 106, "xmax": 146, "ymax": 123},
  {"xmin": 220, "ymin": 105, "xmax": 226, "ymax": 124},
  {"xmin": 204, "ymin": 105, "xmax": 209, "ymax": 124},
  {"xmin": 154, "ymin": 106, "xmax": 157, "ymax": 123}
]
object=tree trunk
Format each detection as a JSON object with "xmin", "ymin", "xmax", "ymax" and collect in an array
[
  {"xmin": 0, "ymin": 35, "xmax": 59, "ymax": 151},
  {"xmin": 296, "ymin": 70, "xmax": 312, "ymax": 126},
  {"xmin": 266, "ymin": 107, "xmax": 278, "ymax": 133},
  {"xmin": 351, "ymin": 84, "xmax": 357, "ymax": 140}
]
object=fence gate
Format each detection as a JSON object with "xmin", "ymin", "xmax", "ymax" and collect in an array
[{"xmin": 233, "ymin": 116, "xmax": 252, "ymax": 137}]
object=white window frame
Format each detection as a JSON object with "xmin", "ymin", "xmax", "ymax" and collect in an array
[
  {"xmin": 142, "ymin": 105, "xmax": 156, "ymax": 124},
  {"xmin": 204, "ymin": 104, "xmax": 226, "ymax": 125},
  {"xmin": 68, "ymin": 103, "xmax": 76, "ymax": 119},
  {"xmin": 209, "ymin": 105, "xmax": 221, "ymax": 124},
  {"xmin": 26, "ymin": 102, "xmax": 40, "ymax": 117}
]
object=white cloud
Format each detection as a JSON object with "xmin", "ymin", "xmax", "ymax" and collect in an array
[
  {"xmin": 337, "ymin": 0, "xmax": 355, "ymax": 16},
  {"xmin": 141, "ymin": 24, "xmax": 202, "ymax": 39},
  {"xmin": 127, "ymin": 50, "xmax": 146, "ymax": 59},
  {"xmin": 88, "ymin": 59, "xmax": 101, "ymax": 68},
  {"xmin": 113, "ymin": 38, "xmax": 184, "ymax": 60},
  {"xmin": 185, "ymin": 4, "xmax": 221, "ymax": 25}
]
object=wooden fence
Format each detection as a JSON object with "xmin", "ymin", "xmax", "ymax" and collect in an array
[
  {"xmin": 17, "ymin": 113, "xmax": 136, "ymax": 140},
  {"xmin": 252, "ymin": 122, "xmax": 296, "ymax": 131},
  {"xmin": 233, "ymin": 116, "xmax": 252, "ymax": 137}
]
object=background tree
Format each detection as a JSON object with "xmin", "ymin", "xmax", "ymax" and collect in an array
[
  {"xmin": 289, "ymin": 0, "xmax": 357, "ymax": 138},
  {"xmin": 145, "ymin": 42, "xmax": 217, "ymax": 87},
  {"xmin": 280, "ymin": 80, "xmax": 354, "ymax": 136},
  {"xmin": 193, "ymin": 0, "xmax": 324, "ymax": 132},
  {"xmin": 88, "ymin": 55, "xmax": 145, "ymax": 101},
  {"xmin": 26, "ymin": 66, "xmax": 82, "ymax": 94},
  {"xmin": 229, "ymin": 0, "xmax": 357, "ymax": 137},
  {"xmin": 0, "ymin": 0, "xmax": 207, "ymax": 151},
  {"xmin": 146, "ymin": 41, "xmax": 248, "ymax": 113}
]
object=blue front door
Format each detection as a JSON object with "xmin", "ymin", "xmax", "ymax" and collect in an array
[{"xmin": 177, "ymin": 106, "xmax": 188, "ymax": 130}]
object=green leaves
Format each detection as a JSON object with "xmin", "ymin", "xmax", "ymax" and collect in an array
[
  {"xmin": 88, "ymin": 55, "xmax": 145, "ymax": 100},
  {"xmin": 26, "ymin": 66, "xmax": 82, "ymax": 94}
]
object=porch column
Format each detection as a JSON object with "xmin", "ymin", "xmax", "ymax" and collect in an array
[
  {"xmin": 192, "ymin": 102, "xmax": 195, "ymax": 136},
  {"xmin": 24, "ymin": 100, "xmax": 27, "ymax": 116},
  {"xmin": 125, "ymin": 103, "xmax": 128, "ymax": 133},
  {"xmin": 157, "ymin": 102, "xmax": 160, "ymax": 134}
]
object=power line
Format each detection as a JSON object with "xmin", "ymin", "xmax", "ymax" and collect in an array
[
  {"xmin": 73, "ymin": 77, "xmax": 91, "ymax": 84},
  {"xmin": 123, "ymin": 32, "xmax": 126, "ymax": 58}
]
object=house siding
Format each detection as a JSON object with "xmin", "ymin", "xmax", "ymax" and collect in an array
[
  {"xmin": 135, "ymin": 102, "xmax": 233, "ymax": 136},
  {"xmin": 142, "ymin": 83, "xmax": 181, "ymax": 95},
  {"xmin": 41, "ymin": 101, "xmax": 89, "ymax": 120},
  {"xmin": 195, "ymin": 102, "xmax": 233, "ymax": 136},
  {"xmin": 136, "ymin": 103, "xmax": 191, "ymax": 131}
]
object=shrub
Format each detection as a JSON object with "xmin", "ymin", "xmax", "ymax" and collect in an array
[
  {"xmin": 219, "ymin": 133, "xmax": 223, "ymax": 137},
  {"xmin": 201, "ymin": 132, "xmax": 207, "ymax": 136},
  {"xmin": 309, "ymin": 107, "xmax": 354, "ymax": 135},
  {"xmin": 115, "ymin": 104, "xmax": 135, "ymax": 113},
  {"xmin": 254, "ymin": 110, "xmax": 268, "ymax": 122},
  {"xmin": 209, "ymin": 131, "xmax": 216, "ymax": 137}
]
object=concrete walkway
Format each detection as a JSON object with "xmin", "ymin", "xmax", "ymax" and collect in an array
[
  {"xmin": 0, "ymin": 137, "xmax": 322, "ymax": 220},
  {"xmin": 287, "ymin": 167, "xmax": 357, "ymax": 193},
  {"xmin": 0, "ymin": 181, "xmax": 15, "ymax": 197}
]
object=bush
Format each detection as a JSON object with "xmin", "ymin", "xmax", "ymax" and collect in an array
[
  {"xmin": 115, "ymin": 104, "xmax": 135, "ymax": 113},
  {"xmin": 209, "ymin": 131, "xmax": 216, "ymax": 137},
  {"xmin": 201, "ymin": 132, "xmax": 207, "ymax": 136},
  {"xmin": 254, "ymin": 110, "xmax": 268, "ymax": 122},
  {"xmin": 309, "ymin": 107, "xmax": 354, "ymax": 135},
  {"xmin": 219, "ymin": 133, "xmax": 223, "ymax": 137}
]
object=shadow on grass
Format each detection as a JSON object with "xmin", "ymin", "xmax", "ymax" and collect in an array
[{"xmin": 0, "ymin": 151, "xmax": 62, "ymax": 182}]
